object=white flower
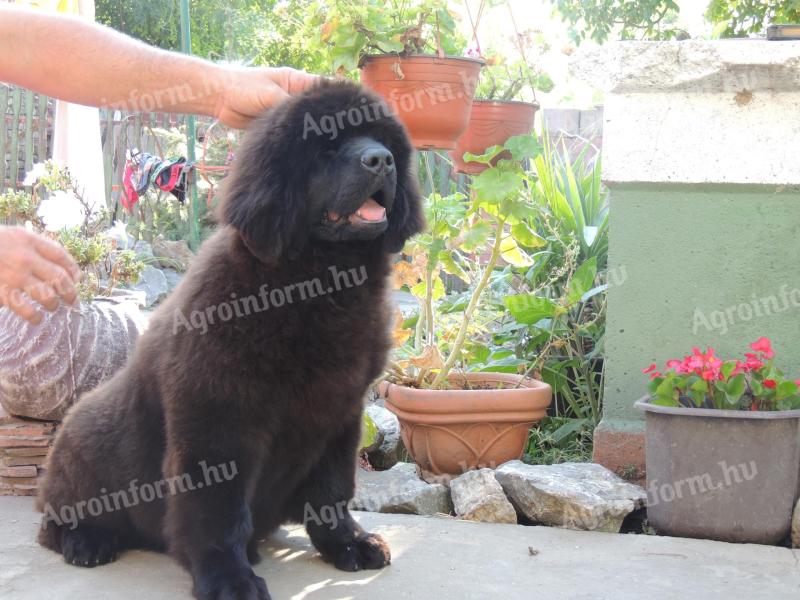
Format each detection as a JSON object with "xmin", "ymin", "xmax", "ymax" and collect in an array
[
  {"xmin": 37, "ymin": 190, "xmax": 85, "ymax": 232},
  {"xmin": 22, "ymin": 163, "xmax": 47, "ymax": 187},
  {"xmin": 105, "ymin": 220, "xmax": 131, "ymax": 249}
]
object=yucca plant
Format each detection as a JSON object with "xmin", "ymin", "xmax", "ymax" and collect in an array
[{"xmin": 532, "ymin": 138, "xmax": 608, "ymax": 268}]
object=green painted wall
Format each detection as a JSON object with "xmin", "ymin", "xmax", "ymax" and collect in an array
[{"xmin": 603, "ymin": 183, "xmax": 800, "ymax": 429}]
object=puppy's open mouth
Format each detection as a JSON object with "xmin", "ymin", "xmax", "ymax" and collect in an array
[{"xmin": 324, "ymin": 197, "xmax": 387, "ymax": 225}]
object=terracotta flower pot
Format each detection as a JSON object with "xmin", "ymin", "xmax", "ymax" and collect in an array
[
  {"xmin": 360, "ymin": 54, "xmax": 484, "ymax": 150},
  {"xmin": 381, "ymin": 372, "xmax": 551, "ymax": 483},
  {"xmin": 449, "ymin": 100, "xmax": 538, "ymax": 175}
]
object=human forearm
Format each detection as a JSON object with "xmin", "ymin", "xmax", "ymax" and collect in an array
[{"xmin": 0, "ymin": 5, "xmax": 224, "ymax": 117}]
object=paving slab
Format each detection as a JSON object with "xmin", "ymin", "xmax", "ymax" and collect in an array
[{"xmin": 1, "ymin": 497, "xmax": 798, "ymax": 600}]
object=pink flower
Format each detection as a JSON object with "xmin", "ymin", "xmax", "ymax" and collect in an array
[
  {"xmin": 643, "ymin": 363, "xmax": 657, "ymax": 374},
  {"xmin": 743, "ymin": 353, "xmax": 763, "ymax": 372},
  {"xmin": 750, "ymin": 337, "xmax": 775, "ymax": 359},
  {"xmin": 649, "ymin": 371, "xmax": 662, "ymax": 380}
]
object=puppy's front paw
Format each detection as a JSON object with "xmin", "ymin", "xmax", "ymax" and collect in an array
[
  {"xmin": 195, "ymin": 570, "xmax": 270, "ymax": 600},
  {"xmin": 61, "ymin": 525, "xmax": 119, "ymax": 567},
  {"xmin": 328, "ymin": 532, "xmax": 391, "ymax": 572}
]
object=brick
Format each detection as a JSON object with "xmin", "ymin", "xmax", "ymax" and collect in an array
[
  {"xmin": 0, "ymin": 455, "xmax": 48, "ymax": 467},
  {"xmin": 0, "ymin": 466, "xmax": 38, "ymax": 478},
  {"xmin": 592, "ymin": 427, "xmax": 646, "ymax": 486},
  {"xmin": 0, "ymin": 476, "xmax": 38, "ymax": 486},
  {"xmin": 0, "ymin": 423, "xmax": 56, "ymax": 436},
  {"xmin": 11, "ymin": 485, "xmax": 37, "ymax": 496},
  {"xmin": 3, "ymin": 447, "xmax": 50, "ymax": 457},
  {"xmin": 0, "ymin": 436, "xmax": 52, "ymax": 448}
]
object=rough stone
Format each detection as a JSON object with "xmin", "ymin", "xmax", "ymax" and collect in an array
[
  {"xmin": 131, "ymin": 265, "xmax": 169, "ymax": 307},
  {"xmin": 133, "ymin": 240, "xmax": 153, "ymax": 258},
  {"xmin": 495, "ymin": 461, "xmax": 646, "ymax": 533},
  {"xmin": 161, "ymin": 268, "xmax": 184, "ymax": 292},
  {"xmin": 450, "ymin": 468, "xmax": 517, "ymax": 524},
  {"xmin": 793, "ymin": 498, "xmax": 800, "ymax": 548},
  {"xmin": 351, "ymin": 462, "xmax": 452, "ymax": 516},
  {"xmin": 152, "ymin": 236, "xmax": 194, "ymax": 272},
  {"xmin": 363, "ymin": 404, "xmax": 402, "ymax": 470},
  {"xmin": 570, "ymin": 40, "xmax": 800, "ymax": 94}
]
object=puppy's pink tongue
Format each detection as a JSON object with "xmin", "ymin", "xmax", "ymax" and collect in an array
[{"xmin": 354, "ymin": 198, "xmax": 386, "ymax": 222}]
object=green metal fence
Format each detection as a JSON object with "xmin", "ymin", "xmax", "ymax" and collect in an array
[{"xmin": 0, "ymin": 84, "xmax": 51, "ymax": 192}]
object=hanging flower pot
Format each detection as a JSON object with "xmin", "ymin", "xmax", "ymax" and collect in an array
[
  {"xmin": 449, "ymin": 100, "xmax": 538, "ymax": 175},
  {"xmin": 360, "ymin": 54, "xmax": 484, "ymax": 150},
  {"xmin": 380, "ymin": 373, "xmax": 551, "ymax": 483}
]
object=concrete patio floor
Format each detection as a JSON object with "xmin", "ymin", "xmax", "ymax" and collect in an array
[{"xmin": 1, "ymin": 497, "xmax": 798, "ymax": 600}]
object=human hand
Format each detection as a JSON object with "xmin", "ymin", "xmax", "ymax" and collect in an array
[
  {"xmin": 215, "ymin": 66, "xmax": 322, "ymax": 129},
  {"xmin": 0, "ymin": 227, "xmax": 81, "ymax": 324}
]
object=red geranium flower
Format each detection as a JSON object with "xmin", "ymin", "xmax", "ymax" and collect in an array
[
  {"xmin": 764, "ymin": 379, "xmax": 777, "ymax": 389},
  {"xmin": 643, "ymin": 363, "xmax": 657, "ymax": 374},
  {"xmin": 750, "ymin": 337, "xmax": 775, "ymax": 359}
]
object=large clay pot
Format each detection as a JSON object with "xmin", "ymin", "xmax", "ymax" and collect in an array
[
  {"xmin": 636, "ymin": 396, "xmax": 800, "ymax": 544},
  {"xmin": 381, "ymin": 372, "xmax": 551, "ymax": 483},
  {"xmin": 449, "ymin": 100, "xmax": 538, "ymax": 174},
  {"xmin": 0, "ymin": 291, "xmax": 145, "ymax": 420},
  {"xmin": 360, "ymin": 54, "xmax": 484, "ymax": 150}
]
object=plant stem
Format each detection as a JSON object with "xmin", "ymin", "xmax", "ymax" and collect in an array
[{"xmin": 431, "ymin": 216, "xmax": 506, "ymax": 389}]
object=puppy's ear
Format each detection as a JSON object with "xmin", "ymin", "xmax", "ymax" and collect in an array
[
  {"xmin": 218, "ymin": 113, "xmax": 307, "ymax": 264},
  {"xmin": 382, "ymin": 166, "xmax": 425, "ymax": 253}
]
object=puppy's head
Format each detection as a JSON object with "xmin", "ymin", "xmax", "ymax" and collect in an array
[{"xmin": 219, "ymin": 81, "xmax": 424, "ymax": 263}]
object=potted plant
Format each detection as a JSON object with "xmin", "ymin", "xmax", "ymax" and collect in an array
[
  {"xmin": 635, "ymin": 338, "xmax": 800, "ymax": 544},
  {"xmin": 0, "ymin": 162, "xmax": 146, "ymax": 421},
  {"xmin": 306, "ymin": 0, "xmax": 483, "ymax": 149},
  {"xmin": 380, "ymin": 137, "xmax": 567, "ymax": 482},
  {"xmin": 450, "ymin": 43, "xmax": 554, "ymax": 174}
]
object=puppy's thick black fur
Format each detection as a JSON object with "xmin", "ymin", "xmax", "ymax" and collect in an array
[{"xmin": 36, "ymin": 81, "xmax": 424, "ymax": 600}]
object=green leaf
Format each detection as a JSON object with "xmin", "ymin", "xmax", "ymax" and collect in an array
[
  {"xmin": 720, "ymin": 361, "xmax": 737, "ymax": 380},
  {"xmin": 647, "ymin": 376, "xmax": 664, "ymax": 394},
  {"xmin": 776, "ymin": 381, "xmax": 798, "ymax": 401},
  {"xmin": 410, "ymin": 275, "xmax": 445, "ymax": 301},
  {"xmin": 359, "ymin": 412, "xmax": 378, "ymax": 451},
  {"xmin": 727, "ymin": 373, "xmax": 746, "ymax": 399},
  {"xmin": 504, "ymin": 294, "xmax": 559, "ymax": 324},
  {"xmin": 463, "ymin": 145, "xmax": 505, "ymax": 165},
  {"xmin": 567, "ymin": 257, "xmax": 597, "ymax": 305},
  {"xmin": 511, "ymin": 221, "xmax": 546, "ymax": 248},
  {"xmin": 551, "ymin": 418, "xmax": 588, "ymax": 445},
  {"xmin": 655, "ymin": 375, "xmax": 675, "ymax": 399},
  {"xmin": 504, "ymin": 135, "xmax": 542, "ymax": 162},
  {"xmin": 472, "ymin": 168, "xmax": 524, "ymax": 205},
  {"xmin": 652, "ymin": 396, "xmax": 680, "ymax": 407},
  {"xmin": 439, "ymin": 251, "xmax": 467, "ymax": 281},
  {"xmin": 499, "ymin": 236, "xmax": 534, "ymax": 267},
  {"xmin": 581, "ymin": 284, "xmax": 607, "ymax": 302}
]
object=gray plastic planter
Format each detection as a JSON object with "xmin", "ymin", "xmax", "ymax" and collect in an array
[{"xmin": 635, "ymin": 397, "xmax": 800, "ymax": 544}]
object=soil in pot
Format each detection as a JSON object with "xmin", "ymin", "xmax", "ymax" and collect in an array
[
  {"xmin": 382, "ymin": 372, "xmax": 551, "ymax": 483},
  {"xmin": 360, "ymin": 54, "xmax": 484, "ymax": 150},
  {"xmin": 449, "ymin": 100, "xmax": 538, "ymax": 175}
]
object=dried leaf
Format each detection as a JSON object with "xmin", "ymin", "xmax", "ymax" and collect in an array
[{"xmin": 409, "ymin": 345, "xmax": 445, "ymax": 370}]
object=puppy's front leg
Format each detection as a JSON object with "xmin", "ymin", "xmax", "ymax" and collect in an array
[
  {"xmin": 288, "ymin": 416, "xmax": 390, "ymax": 572},
  {"xmin": 164, "ymin": 450, "xmax": 269, "ymax": 600}
]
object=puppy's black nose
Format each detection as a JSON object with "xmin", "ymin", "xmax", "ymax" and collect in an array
[{"xmin": 360, "ymin": 147, "xmax": 395, "ymax": 175}]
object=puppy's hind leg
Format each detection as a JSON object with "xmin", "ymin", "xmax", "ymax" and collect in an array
[{"xmin": 286, "ymin": 417, "xmax": 391, "ymax": 572}]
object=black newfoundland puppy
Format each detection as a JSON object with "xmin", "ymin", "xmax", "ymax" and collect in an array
[{"xmin": 36, "ymin": 81, "xmax": 424, "ymax": 599}]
